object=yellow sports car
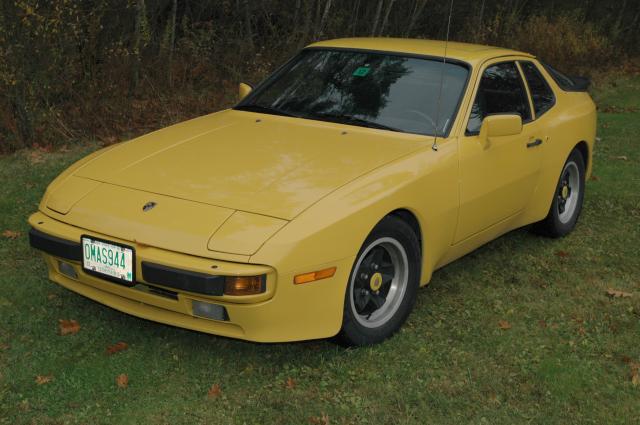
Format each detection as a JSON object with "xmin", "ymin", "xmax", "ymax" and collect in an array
[{"xmin": 29, "ymin": 38, "xmax": 596, "ymax": 345}]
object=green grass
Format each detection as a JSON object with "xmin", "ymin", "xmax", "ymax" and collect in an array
[{"xmin": 1, "ymin": 78, "xmax": 639, "ymax": 425}]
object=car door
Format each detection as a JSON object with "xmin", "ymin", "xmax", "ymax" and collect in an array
[{"xmin": 454, "ymin": 59, "xmax": 543, "ymax": 243}]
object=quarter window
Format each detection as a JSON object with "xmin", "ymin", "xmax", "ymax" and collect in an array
[
  {"xmin": 520, "ymin": 61, "xmax": 555, "ymax": 117},
  {"xmin": 466, "ymin": 62, "xmax": 531, "ymax": 134}
]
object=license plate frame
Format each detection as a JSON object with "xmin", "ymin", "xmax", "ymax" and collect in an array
[{"xmin": 81, "ymin": 235, "xmax": 136, "ymax": 286}]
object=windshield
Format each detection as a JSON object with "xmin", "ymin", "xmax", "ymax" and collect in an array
[{"xmin": 236, "ymin": 49, "xmax": 469, "ymax": 137}]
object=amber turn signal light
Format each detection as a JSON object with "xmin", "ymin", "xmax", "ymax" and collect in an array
[
  {"xmin": 224, "ymin": 275, "xmax": 265, "ymax": 296},
  {"xmin": 294, "ymin": 267, "xmax": 337, "ymax": 285}
]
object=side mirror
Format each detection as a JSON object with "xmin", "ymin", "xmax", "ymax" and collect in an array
[
  {"xmin": 238, "ymin": 82, "xmax": 253, "ymax": 102},
  {"xmin": 479, "ymin": 114, "xmax": 522, "ymax": 148}
]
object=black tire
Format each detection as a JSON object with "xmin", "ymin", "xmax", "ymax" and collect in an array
[
  {"xmin": 338, "ymin": 215, "xmax": 421, "ymax": 346},
  {"xmin": 533, "ymin": 148, "xmax": 586, "ymax": 238}
]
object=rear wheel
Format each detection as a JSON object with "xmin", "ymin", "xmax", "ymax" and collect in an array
[
  {"xmin": 533, "ymin": 148, "xmax": 586, "ymax": 237},
  {"xmin": 339, "ymin": 216, "xmax": 420, "ymax": 346}
]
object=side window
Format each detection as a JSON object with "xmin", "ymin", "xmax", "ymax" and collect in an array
[
  {"xmin": 466, "ymin": 62, "xmax": 531, "ymax": 134},
  {"xmin": 520, "ymin": 61, "xmax": 555, "ymax": 117}
]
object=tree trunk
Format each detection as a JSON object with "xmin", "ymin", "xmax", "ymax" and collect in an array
[
  {"xmin": 130, "ymin": 0, "xmax": 146, "ymax": 96},
  {"xmin": 378, "ymin": 0, "xmax": 396, "ymax": 36},
  {"xmin": 243, "ymin": 0, "xmax": 254, "ymax": 52},
  {"xmin": 370, "ymin": 0, "xmax": 384, "ymax": 37},
  {"xmin": 298, "ymin": 0, "xmax": 314, "ymax": 48},
  {"xmin": 315, "ymin": 0, "xmax": 333, "ymax": 38},
  {"xmin": 404, "ymin": 0, "xmax": 428, "ymax": 37},
  {"xmin": 351, "ymin": 0, "xmax": 361, "ymax": 36},
  {"xmin": 167, "ymin": 0, "xmax": 177, "ymax": 87},
  {"xmin": 292, "ymin": 0, "xmax": 302, "ymax": 41},
  {"xmin": 10, "ymin": 86, "xmax": 34, "ymax": 148}
]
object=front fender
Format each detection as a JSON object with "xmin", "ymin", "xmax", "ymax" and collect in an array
[{"xmin": 249, "ymin": 138, "xmax": 460, "ymax": 334}]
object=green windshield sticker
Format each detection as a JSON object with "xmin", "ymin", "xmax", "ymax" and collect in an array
[{"xmin": 353, "ymin": 66, "xmax": 371, "ymax": 77}]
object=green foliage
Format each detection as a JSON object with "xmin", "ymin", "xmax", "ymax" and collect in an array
[{"xmin": 0, "ymin": 0, "xmax": 639, "ymax": 153}]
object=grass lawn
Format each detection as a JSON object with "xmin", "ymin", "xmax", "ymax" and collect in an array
[{"xmin": 1, "ymin": 77, "xmax": 639, "ymax": 425}]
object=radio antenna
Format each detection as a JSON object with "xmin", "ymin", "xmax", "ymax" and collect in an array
[{"xmin": 432, "ymin": 0, "xmax": 454, "ymax": 152}]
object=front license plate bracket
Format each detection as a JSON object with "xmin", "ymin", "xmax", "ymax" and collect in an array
[{"xmin": 81, "ymin": 235, "xmax": 136, "ymax": 286}]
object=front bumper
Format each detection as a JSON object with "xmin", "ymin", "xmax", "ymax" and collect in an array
[{"xmin": 28, "ymin": 211, "xmax": 353, "ymax": 342}]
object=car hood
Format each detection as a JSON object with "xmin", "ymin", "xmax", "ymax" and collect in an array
[{"xmin": 72, "ymin": 109, "xmax": 424, "ymax": 220}]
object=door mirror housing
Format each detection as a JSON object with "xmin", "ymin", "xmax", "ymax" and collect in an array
[
  {"xmin": 238, "ymin": 82, "xmax": 253, "ymax": 102},
  {"xmin": 479, "ymin": 114, "xmax": 522, "ymax": 148}
]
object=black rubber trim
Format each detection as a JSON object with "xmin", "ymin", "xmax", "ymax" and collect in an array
[
  {"xmin": 141, "ymin": 262, "xmax": 225, "ymax": 296},
  {"xmin": 29, "ymin": 228, "xmax": 82, "ymax": 261}
]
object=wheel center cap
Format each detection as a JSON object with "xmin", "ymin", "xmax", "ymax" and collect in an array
[
  {"xmin": 561, "ymin": 185, "xmax": 569, "ymax": 200},
  {"xmin": 369, "ymin": 272, "xmax": 383, "ymax": 291}
]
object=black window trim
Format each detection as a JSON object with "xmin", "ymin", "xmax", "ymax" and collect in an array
[
  {"xmin": 464, "ymin": 59, "xmax": 533, "ymax": 137},
  {"xmin": 235, "ymin": 46, "xmax": 473, "ymax": 139},
  {"xmin": 518, "ymin": 60, "xmax": 557, "ymax": 120},
  {"xmin": 541, "ymin": 61, "xmax": 590, "ymax": 92}
]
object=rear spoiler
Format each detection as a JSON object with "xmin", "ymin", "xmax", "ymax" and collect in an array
[{"xmin": 542, "ymin": 62, "xmax": 590, "ymax": 92}]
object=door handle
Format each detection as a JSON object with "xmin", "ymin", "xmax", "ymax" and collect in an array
[{"xmin": 527, "ymin": 138, "xmax": 543, "ymax": 148}]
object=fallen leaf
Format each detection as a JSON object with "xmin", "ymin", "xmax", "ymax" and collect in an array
[
  {"xmin": 498, "ymin": 320, "xmax": 512, "ymax": 330},
  {"xmin": 538, "ymin": 320, "xmax": 547, "ymax": 328},
  {"xmin": 27, "ymin": 151, "xmax": 46, "ymax": 164},
  {"xmin": 628, "ymin": 361, "xmax": 640, "ymax": 387},
  {"xmin": 106, "ymin": 341, "xmax": 128, "ymax": 355},
  {"xmin": 116, "ymin": 374, "xmax": 128, "ymax": 388},
  {"xmin": 1, "ymin": 230, "xmax": 21, "ymax": 240},
  {"xmin": 58, "ymin": 319, "xmax": 80, "ymax": 336},
  {"xmin": 47, "ymin": 294, "xmax": 57, "ymax": 300},
  {"xmin": 207, "ymin": 384, "xmax": 221, "ymax": 398},
  {"xmin": 613, "ymin": 155, "xmax": 628, "ymax": 161},
  {"xmin": 621, "ymin": 355, "xmax": 634, "ymax": 364},
  {"xmin": 35, "ymin": 375, "xmax": 53, "ymax": 385},
  {"xmin": 606, "ymin": 289, "xmax": 632, "ymax": 298},
  {"xmin": 555, "ymin": 250, "xmax": 570, "ymax": 258},
  {"xmin": 309, "ymin": 414, "xmax": 330, "ymax": 425},
  {"xmin": 589, "ymin": 175, "xmax": 599, "ymax": 181},
  {"xmin": 285, "ymin": 377, "xmax": 296, "ymax": 389},
  {"xmin": 578, "ymin": 326, "xmax": 586, "ymax": 336}
]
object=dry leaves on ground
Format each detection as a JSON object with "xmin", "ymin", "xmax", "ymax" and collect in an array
[
  {"xmin": 498, "ymin": 320, "xmax": 512, "ymax": 330},
  {"xmin": 309, "ymin": 414, "xmax": 330, "ymax": 425},
  {"xmin": 285, "ymin": 377, "xmax": 296, "ymax": 389},
  {"xmin": 58, "ymin": 319, "xmax": 81, "ymax": 335},
  {"xmin": 116, "ymin": 374, "xmax": 129, "ymax": 388},
  {"xmin": 606, "ymin": 289, "xmax": 633, "ymax": 298},
  {"xmin": 106, "ymin": 342, "xmax": 128, "ymax": 355},
  {"xmin": 555, "ymin": 250, "xmax": 570, "ymax": 258},
  {"xmin": 622, "ymin": 358, "xmax": 640, "ymax": 387},
  {"xmin": 613, "ymin": 155, "xmax": 629, "ymax": 161},
  {"xmin": 27, "ymin": 151, "xmax": 46, "ymax": 164},
  {"xmin": 35, "ymin": 375, "xmax": 53, "ymax": 385},
  {"xmin": 207, "ymin": 384, "xmax": 221, "ymax": 398},
  {"xmin": 1, "ymin": 230, "xmax": 21, "ymax": 240}
]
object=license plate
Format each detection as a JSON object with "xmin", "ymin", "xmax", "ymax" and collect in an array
[{"xmin": 81, "ymin": 236, "xmax": 135, "ymax": 284}]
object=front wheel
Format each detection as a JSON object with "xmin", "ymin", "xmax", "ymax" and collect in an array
[
  {"xmin": 338, "ymin": 216, "xmax": 421, "ymax": 346},
  {"xmin": 533, "ymin": 148, "xmax": 586, "ymax": 237}
]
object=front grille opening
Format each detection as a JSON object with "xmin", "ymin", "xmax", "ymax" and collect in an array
[{"xmin": 135, "ymin": 283, "xmax": 179, "ymax": 300}]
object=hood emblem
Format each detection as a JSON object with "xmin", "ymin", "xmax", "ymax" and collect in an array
[{"xmin": 142, "ymin": 201, "xmax": 157, "ymax": 212}]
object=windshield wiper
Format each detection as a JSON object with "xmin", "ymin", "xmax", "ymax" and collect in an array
[
  {"xmin": 311, "ymin": 112, "xmax": 401, "ymax": 132},
  {"xmin": 234, "ymin": 104, "xmax": 298, "ymax": 118}
]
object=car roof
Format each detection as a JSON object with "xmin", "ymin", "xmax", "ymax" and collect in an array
[{"xmin": 307, "ymin": 38, "xmax": 534, "ymax": 65}]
